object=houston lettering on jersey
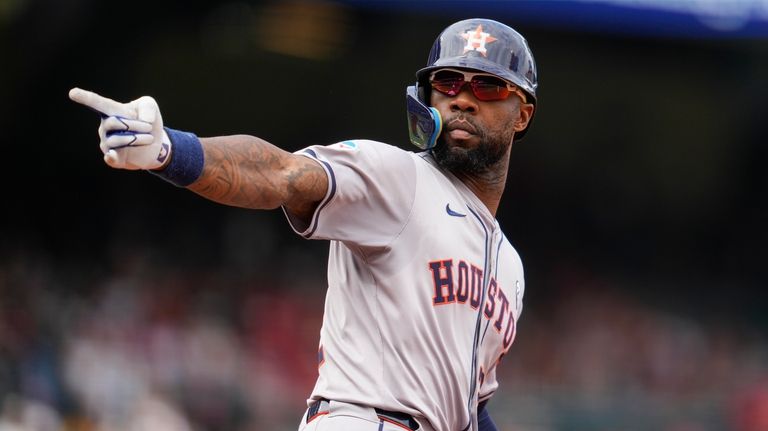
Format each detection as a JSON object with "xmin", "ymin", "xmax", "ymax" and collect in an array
[{"xmin": 428, "ymin": 259, "xmax": 516, "ymax": 349}]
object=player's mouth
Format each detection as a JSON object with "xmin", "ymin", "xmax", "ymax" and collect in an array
[{"xmin": 445, "ymin": 118, "xmax": 478, "ymax": 141}]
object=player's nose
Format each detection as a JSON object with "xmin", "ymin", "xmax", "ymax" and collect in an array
[{"xmin": 449, "ymin": 87, "xmax": 478, "ymax": 113}]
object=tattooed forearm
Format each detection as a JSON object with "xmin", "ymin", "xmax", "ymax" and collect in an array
[{"xmin": 187, "ymin": 135, "xmax": 327, "ymax": 214}]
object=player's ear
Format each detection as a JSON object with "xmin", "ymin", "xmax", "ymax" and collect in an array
[{"xmin": 513, "ymin": 102, "xmax": 534, "ymax": 133}]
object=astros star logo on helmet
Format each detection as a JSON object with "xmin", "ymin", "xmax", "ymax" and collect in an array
[{"xmin": 461, "ymin": 24, "xmax": 497, "ymax": 56}]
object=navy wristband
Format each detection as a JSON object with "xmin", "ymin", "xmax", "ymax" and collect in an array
[{"xmin": 150, "ymin": 127, "xmax": 205, "ymax": 187}]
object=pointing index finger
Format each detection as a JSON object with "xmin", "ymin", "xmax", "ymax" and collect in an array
[{"xmin": 69, "ymin": 87, "xmax": 135, "ymax": 118}]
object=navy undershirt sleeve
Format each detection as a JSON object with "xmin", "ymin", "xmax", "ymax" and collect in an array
[{"xmin": 478, "ymin": 401, "xmax": 498, "ymax": 431}]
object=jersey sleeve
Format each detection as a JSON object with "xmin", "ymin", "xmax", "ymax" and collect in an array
[{"xmin": 282, "ymin": 140, "xmax": 417, "ymax": 249}]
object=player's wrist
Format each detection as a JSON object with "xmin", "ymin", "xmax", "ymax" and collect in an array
[{"xmin": 150, "ymin": 127, "xmax": 204, "ymax": 187}]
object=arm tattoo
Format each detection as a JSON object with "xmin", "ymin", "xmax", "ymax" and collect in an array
[{"xmin": 188, "ymin": 136, "xmax": 326, "ymax": 214}]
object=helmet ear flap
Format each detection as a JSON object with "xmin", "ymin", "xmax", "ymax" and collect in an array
[{"xmin": 405, "ymin": 84, "xmax": 442, "ymax": 150}]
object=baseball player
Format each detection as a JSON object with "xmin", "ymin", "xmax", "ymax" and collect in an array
[{"xmin": 69, "ymin": 18, "xmax": 537, "ymax": 431}]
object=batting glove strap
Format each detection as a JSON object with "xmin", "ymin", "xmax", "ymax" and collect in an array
[{"xmin": 150, "ymin": 127, "xmax": 204, "ymax": 187}]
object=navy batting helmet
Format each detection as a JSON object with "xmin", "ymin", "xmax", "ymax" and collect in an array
[{"xmin": 406, "ymin": 18, "xmax": 538, "ymax": 149}]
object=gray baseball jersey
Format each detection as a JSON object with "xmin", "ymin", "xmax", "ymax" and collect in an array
[{"xmin": 284, "ymin": 139, "xmax": 525, "ymax": 431}]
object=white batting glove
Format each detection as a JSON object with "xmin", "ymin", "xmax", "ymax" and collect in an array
[{"xmin": 69, "ymin": 87, "xmax": 171, "ymax": 170}]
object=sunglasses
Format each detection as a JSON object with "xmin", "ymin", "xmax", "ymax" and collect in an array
[{"xmin": 429, "ymin": 68, "xmax": 527, "ymax": 103}]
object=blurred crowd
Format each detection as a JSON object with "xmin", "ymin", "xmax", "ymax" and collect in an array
[{"xmin": 1, "ymin": 248, "xmax": 767, "ymax": 431}]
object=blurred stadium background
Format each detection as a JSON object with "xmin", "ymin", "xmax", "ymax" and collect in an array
[{"xmin": 1, "ymin": 0, "xmax": 768, "ymax": 430}]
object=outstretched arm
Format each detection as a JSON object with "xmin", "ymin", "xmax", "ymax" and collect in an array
[
  {"xmin": 69, "ymin": 88, "xmax": 327, "ymax": 226},
  {"xmin": 189, "ymin": 135, "xmax": 327, "ymax": 224}
]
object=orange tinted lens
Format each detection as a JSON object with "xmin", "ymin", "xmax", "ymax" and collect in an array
[
  {"xmin": 470, "ymin": 77, "xmax": 510, "ymax": 101},
  {"xmin": 430, "ymin": 71, "xmax": 466, "ymax": 96}
]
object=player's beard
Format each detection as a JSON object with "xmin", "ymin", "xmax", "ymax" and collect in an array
[{"xmin": 432, "ymin": 118, "xmax": 513, "ymax": 176}]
